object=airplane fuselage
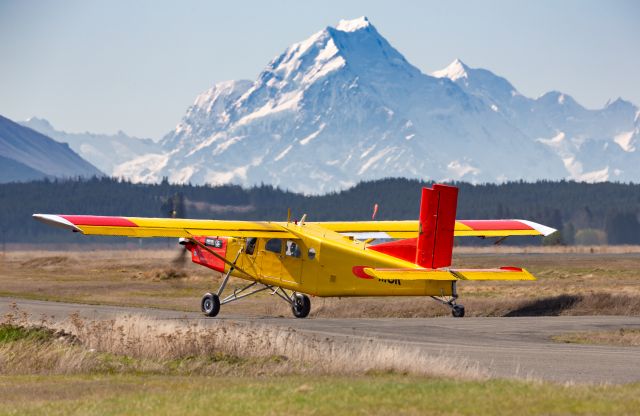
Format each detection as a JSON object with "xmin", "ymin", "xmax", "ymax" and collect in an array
[{"xmin": 189, "ymin": 222, "xmax": 455, "ymax": 297}]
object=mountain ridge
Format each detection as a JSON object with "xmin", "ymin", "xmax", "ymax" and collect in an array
[
  {"xmin": 59, "ymin": 17, "xmax": 640, "ymax": 192},
  {"xmin": 0, "ymin": 115, "xmax": 102, "ymax": 183},
  {"xmin": 20, "ymin": 117, "xmax": 161, "ymax": 175}
]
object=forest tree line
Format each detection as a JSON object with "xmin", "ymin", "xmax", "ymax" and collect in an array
[{"xmin": 0, "ymin": 177, "xmax": 638, "ymax": 245}]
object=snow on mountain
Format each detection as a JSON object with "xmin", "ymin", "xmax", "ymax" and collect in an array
[
  {"xmin": 0, "ymin": 115, "xmax": 102, "ymax": 183},
  {"xmin": 433, "ymin": 59, "xmax": 639, "ymax": 182},
  {"xmin": 123, "ymin": 17, "xmax": 574, "ymax": 193},
  {"xmin": 120, "ymin": 17, "xmax": 636, "ymax": 192},
  {"xmin": 20, "ymin": 117, "xmax": 161, "ymax": 175},
  {"xmin": 432, "ymin": 58, "xmax": 529, "ymax": 118}
]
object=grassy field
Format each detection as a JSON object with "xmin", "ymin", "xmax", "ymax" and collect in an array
[
  {"xmin": 2, "ymin": 374, "xmax": 640, "ymax": 416},
  {"xmin": 1, "ymin": 247, "xmax": 639, "ymax": 317},
  {"xmin": 1, "ymin": 312, "xmax": 640, "ymax": 415}
]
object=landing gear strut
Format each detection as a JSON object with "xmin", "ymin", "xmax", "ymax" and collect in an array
[
  {"xmin": 431, "ymin": 281, "xmax": 465, "ymax": 318},
  {"xmin": 197, "ymin": 242, "xmax": 311, "ymax": 318},
  {"xmin": 202, "ymin": 280, "xmax": 312, "ymax": 319}
]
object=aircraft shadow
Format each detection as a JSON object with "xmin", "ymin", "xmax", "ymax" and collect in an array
[{"xmin": 504, "ymin": 294, "xmax": 581, "ymax": 317}]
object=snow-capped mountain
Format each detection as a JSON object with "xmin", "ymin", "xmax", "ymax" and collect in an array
[
  {"xmin": 0, "ymin": 115, "xmax": 102, "ymax": 183},
  {"xmin": 432, "ymin": 59, "xmax": 639, "ymax": 182},
  {"xmin": 120, "ymin": 17, "xmax": 637, "ymax": 192},
  {"xmin": 20, "ymin": 117, "xmax": 161, "ymax": 175}
]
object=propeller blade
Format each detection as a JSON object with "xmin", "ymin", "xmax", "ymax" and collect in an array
[{"xmin": 172, "ymin": 244, "xmax": 188, "ymax": 267}]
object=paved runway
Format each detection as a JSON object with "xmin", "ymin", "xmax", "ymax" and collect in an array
[{"xmin": 2, "ymin": 297, "xmax": 640, "ymax": 384}]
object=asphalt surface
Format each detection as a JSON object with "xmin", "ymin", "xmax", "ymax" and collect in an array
[{"xmin": 2, "ymin": 297, "xmax": 640, "ymax": 384}]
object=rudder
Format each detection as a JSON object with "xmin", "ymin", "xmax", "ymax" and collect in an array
[{"xmin": 415, "ymin": 184, "xmax": 458, "ymax": 269}]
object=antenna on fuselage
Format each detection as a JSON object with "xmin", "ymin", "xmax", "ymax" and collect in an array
[{"xmin": 287, "ymin": 208, "xmax": 292, "ymax": 224}]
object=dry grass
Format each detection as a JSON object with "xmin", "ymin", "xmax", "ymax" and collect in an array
[
  {"xmin": 0, "ymin": 250, "xmax": 224, "ymax": 312},
  {"xmin": 553, "ymin": 328, "xmax": 640, "ymax": 347},
  {"xmin": 1, "ymin": 248, "xmax": 639, "ymax": 318},
  {"xmin": 0, "ymin": 305, "xmax": 487, "ymax": 380}
]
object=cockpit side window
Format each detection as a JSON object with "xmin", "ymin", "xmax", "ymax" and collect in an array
[
  {"xmin": 245, "ymin": 237, "xmax": 257, "ymax": 255},
  {"xmin": 265, "ymin": 238, "xmax": 282, "ymax": 254},
  {"xmin": 285, "ymin": 240, "xmax": 302, "ymax": 258}
]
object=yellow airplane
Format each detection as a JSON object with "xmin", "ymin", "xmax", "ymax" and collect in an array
[{"xmin": 33, "ymin": 184, "xmax": 555, "ymax": 318}]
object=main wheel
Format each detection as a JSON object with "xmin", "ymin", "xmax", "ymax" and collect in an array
[
  {"xmin": 451, "ymin": 304, "xmax": 465, "ymax": 318},
  {"xmin": 201, "ymin": 293, "xmax": 220, "ymax": 317},
  {"xmin": 291, "ymin": 293, "xmax": 311, "ymax": 318}
]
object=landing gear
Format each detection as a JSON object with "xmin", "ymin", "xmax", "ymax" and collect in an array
[
  {"xmin": 431, "ymin": 281, "xmax": 465, "ymax": 318},
  {"xmin": 451, "ymin": 304, "xmax": 465, "ymax": 318},
  {"xmin": 291, "ymin": 293, "xmax": 311, "ymax": 318},
  {"xmin": 201, "ymin": 293, "xmax": 220, "ymax": 317},
  {"xmin": 202, "ymin": 281, "xmax": 311, "ymax": 319},
  {"xmin": 191, "ymin": 238, "xmax": 312, "ymax": 319}
]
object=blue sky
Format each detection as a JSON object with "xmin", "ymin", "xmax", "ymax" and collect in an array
[{"xmin": 1, "ymin": 0, "xmax": 638, "ymax": 139}]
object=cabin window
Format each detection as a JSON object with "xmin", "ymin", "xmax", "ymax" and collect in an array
[
  {"xmin": 245, "ymin": 237, "xmax": 257, "ymax": 255},
  {"xmin": 285, "ymin": 240, "xmax": 301, "ymax": 258},
  {"xmin": 265, "ymin": 238, "xmax": 282, "ymax": 254},
  {"xmin": 307, "ymin": 247, "xmax": 316, "ymax": 260}
]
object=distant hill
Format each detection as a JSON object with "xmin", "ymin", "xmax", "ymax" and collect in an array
[
  {"xmin": 1, "ymin": 177, "xmax": 638, "ymax": 245},
  {"xmin": 0, "ymin": 115, "xmax": 102, "ymax": 183},
  {"xmin": 20, "ymin": 117, "xmax": 161, "ymax": 175},
  {"xmin": 0, "ymin": 155, "xmax": 50, "ymax": 182}
]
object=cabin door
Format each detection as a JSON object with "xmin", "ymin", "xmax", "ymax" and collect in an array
[
  {"xmin": 280, "ymin": 239, "xmax": 303, "ymax": 285},
  {"xmin": 259, "ymin": 238, "xmax": 283, "ymax": 284}
]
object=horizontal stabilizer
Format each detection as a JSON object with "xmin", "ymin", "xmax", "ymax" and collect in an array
[
  {"xmin": 362, "ymin": 266, "xmax": 536, "ymax": 281},
  {"xmin": 364, "ymin": 268, "xmax": 457, "ymax": 281},
  {"xmin": 450, "ymin": 267, "xmax": 536, "ymax": 281}
]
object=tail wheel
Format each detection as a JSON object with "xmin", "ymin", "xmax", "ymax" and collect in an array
[
  {"xmin": 201, "ymin": 292, "xmax": 220, "ymax": 317},
  {"xmin": 451, "ymin": 304, "xmax": 465, "ymax": 318},
  {"xmin": 291, "ymin": 293, "xmax": 311, "ymax": 318}
]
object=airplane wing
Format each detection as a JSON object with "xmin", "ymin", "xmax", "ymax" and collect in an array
[
  {"xmin": 33, "ymin": 214, "xmax": 554, "ymax": 240},
  {"xmin": 362, "ymin": 266, "xmax": 536, "ymax": 281},
  {"xmin": 32, "ymin": 214, "xmax": 296, "ymax": 239},
  {"xmin": 315, "ymin": 219, "xmax": 556, "ymax": 239}
]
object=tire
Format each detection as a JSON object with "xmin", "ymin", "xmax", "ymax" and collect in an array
[
  {"xmin": 201, "ymin": 293, "xmax": 220, "ymax": 317},
  {"xmin": 451, "ymin": 304, "xmax": 465, "ymax": 318},
  {"xmin": 291, "ymin": 293, "xmax": 311, "ymax": 318}
]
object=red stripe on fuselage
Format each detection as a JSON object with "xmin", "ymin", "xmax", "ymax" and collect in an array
[
  {"xmin": 458, "ymin": 220, "xmax": 532, "ymax": 231},
  {"xmin": 60, "ymin": 215, "xmax": 139, "ymax": 227}
]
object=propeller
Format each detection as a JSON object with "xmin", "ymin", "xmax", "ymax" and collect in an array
[
  {"xmin": 173, "ymin": 244, "xmax": 189, "ymax": 267},
  {"xmin": 162, "ymin": 192, "xmax": 189, "ymax": 267}
]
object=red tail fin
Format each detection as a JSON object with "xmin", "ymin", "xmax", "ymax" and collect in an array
[{"xmin": 415, "ymin": 184, "xmax": 458, "ymax": 269}]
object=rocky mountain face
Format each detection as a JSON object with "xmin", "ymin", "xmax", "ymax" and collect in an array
[
  {"xmin": 20, "ymin": 117, "xmax": 161, "ymax": 175},
  {"xmin": 104, "ymin": 17, "xmax": 639, "ymax": 192},
  {"xmin": 0, "ymin": 115, "xmax": 102, "ymax": 183}
]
